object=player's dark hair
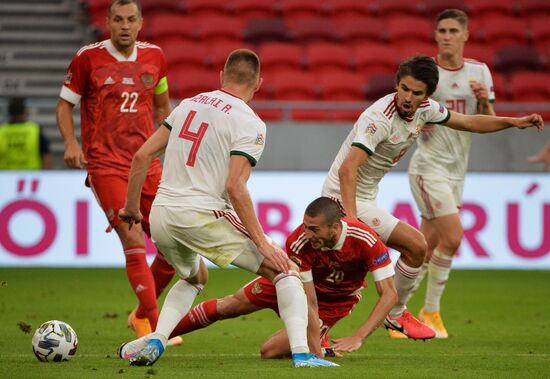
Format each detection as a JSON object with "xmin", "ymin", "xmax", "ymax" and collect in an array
[
  {"xmin": 8, "ymin": 97, "xmax": 26, "ymax": 118},
  {"xmin": 108, "ymin": 0, "xmax": 141, "ymax": 17},
  {"xmin": 223, "ymin": 49, "xmax": 261, "ymax": 88},
  {"xmin": 437, "ymin": 9, "xmax": 468, "ymax": 28},
  {"xmin": 396, "ymin": 56, "xmax": 439, "ymax": 96},
  {"xmin": 305, "ymin": 197, "xmax": 342, "ymax": 226}
]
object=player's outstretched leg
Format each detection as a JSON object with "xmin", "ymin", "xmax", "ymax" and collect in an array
[
  {"xmin": 129, "ymin": 335, "xmax": 166, "ymax": 366},
  {"xmin": 384, "ymin": 310, "xmax": 436, "ymax": 340},
  {"xmin": 292, "ymin": 353, "xmax": 340, "ymax": 368}
]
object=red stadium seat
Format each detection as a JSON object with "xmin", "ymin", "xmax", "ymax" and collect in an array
[
  {"xmin": 517, "ymin": 0, "xmax": 550, "ymax": 16},
  {"xmin": 170, "ymin": 67, "xmax": 221, "ymax": 99},
  {"xmin": 185, "ymin": 0, "xmax": 229, "ymax": 17},
  {"xmin": 232, "ymin": 0, "xmax": 277, "ymax": 19},
  {"xmin": 464, "ymin": 42, "xmax": 497, "ymax": 69},
  {"xmin": 140, "ymin": 0, "xmax": 185, "ymax": 14},
  {"xmin": 365, "ymin": 74, "xmax": 396, "ymax": 100},
  {"xmin": 279, "ymin": 0, "xmax": 325, "ymax": 24},
  {"xmin": 478, "ymin": 16, "xmax": 528, "ymax": 49},
  {"xmin": 494, "ymin": 46, "xmax": 546, "ymax": 74},
  {"xmin": 195, "ymin": 15, "xmax": 245, "ymax": 44},
  {"xmin": 335, "ymin": 16, "xmax": 387, "ymax": 44},
  {"xmin": 322, "ymin": 0, "xmax": 371, "ymax": 18},
  {"xmin": 287, "ymin": 17, "xmax": 338, "ymax": 43},
  {"xmin": 395, "ymin": 42, "xmax": 437, "ymax": 61},
  {"xmin": 386, "ymin": 16, "xmax": 433, "ymax": 45},
  {"xmin": 422, "ymin": 0, "xmax": 467, "ymax": 16},
  {"xmin": 466, "ymin": 0, "xmax": 516, "ymax": 18},
  {"xmin": 530, "ymin": 18, "xmax": 550, "ymax": 51},
  {"xmin": 490, "ymin": 72, "xmax": 508, "ymax": 101},
  {"xmin": 243, "ymin": 17, "xmax": 290, "ymax": 44},
  {"xmin": 369, "ymin": 0, "xmax": 423, "ymax": 17},
  {"xmin": 160, "ymin": 40, "xmax": 210, "ymax": 71},
  {"xmin": 510, "ymin": 71, "xmax": 550, "ymax": 101},
  {"xmin": 305, "ymin": 43, "xmax": 353, "ymax": 75},
  {"xmin": 146, "ymin": 14, "xmax": 196, "ymax": 42},
  {"xmin": 259, "ymin": 43, "xmax": 305, "ymax": 74},
  {"xmin": 267, "ymin": 69, "xmax": 318, "ymax": 100},
  {"xmin": 318, "ymin": 71, "xmax": 366, "ymax": 101},
  {"xmin": 354, "ymin": 43, "xmax": 399, "ymax": 75},
  {"xmin": 208, "ymin": 41, "xmax": 255, "ymax": 70}
]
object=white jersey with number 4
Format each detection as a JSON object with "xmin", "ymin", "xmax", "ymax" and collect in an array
[
  {"xmin": 153, "ymin": 89, "xmax": 266, "ymax": 211},
  {"xmin": 409, "ymin": 59, "xmax": 495, "ymax": 179},
  {"xmin": 323, "ymin": 93, "xmax": 450, "ymax": 201}
]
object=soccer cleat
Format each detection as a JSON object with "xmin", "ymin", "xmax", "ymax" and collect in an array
[
  {"xmin": 418, "ymin": 308, "xmax": 448, "ymax": 339},
  {"xmin": 118, "ymin": 335, "xmax": 149, "ymax": 360},
  {"xmin": 292, "ymin": 353, "xmax": 340, "ymax": 368},
  {"xmin": 127, "ymin": 310, "xmax": 152, "ymax": 338},
  {"xmin": 320, "ymin": 334, "xmax": 341, "ymax": 358},
  {"xmin": 129, "ymin": 338, "xmax": 165, "ymax": 366},
  {"xmin": 387, "ymin": 329, "xmax": 408, "ymax": 339},
  {"xmin": 384, "ymin": 310, "xmax": 436, "ymax": 340}
]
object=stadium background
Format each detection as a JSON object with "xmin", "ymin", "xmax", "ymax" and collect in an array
[{"xmin": 1, "ymin": 1, "xmax": 550, "ymax": 377}]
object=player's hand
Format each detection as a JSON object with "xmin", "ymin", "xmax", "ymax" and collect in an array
[
  {"xmin": 470, "ymin": 82, "xmax": 490, "ymax": 105},
  {"xmin": 331, "ymin": 335, "xmax": 363, "ymax": 352},
  {"xmin": 514, "ymin": 113, "xmax": 544, "ymax": 131},
  {"xmin": 528, "ymin": 144, "xmax": 550, "ymax": 171},
  {"xmin": 258, "ymin": 241, "xmax": 291, "ymax": 273},
  {"xmin": 64, "ymin": 140, "xmax": 88, "ymax": 168},
  {"xmin": 118, "ymin": 208, "xmax": 143, "ymax": 230}
]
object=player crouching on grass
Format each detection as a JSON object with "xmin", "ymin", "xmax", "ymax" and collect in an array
[{"xmin": 120, "ymin": 197, "xmax": 398, "ymax": 358}]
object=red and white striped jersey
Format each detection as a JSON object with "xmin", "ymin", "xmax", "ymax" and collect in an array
[
  {"xmin": 409, "ymin": 59, "xmax": 495, "ymax": 179},
  {"xmin": 286, "ymin": 218, "xmax": 394, "ymax": 303},
  {"xmin": 154, "ymin": 89, "xmax": 266, "ymax": 211},
  {"xmin": 323, "ymin": 93, "xmax": 450, "ymax": 201},
  {"xmin": 60, "ymin": 39, "xmax": 168, "ymax": 178}
]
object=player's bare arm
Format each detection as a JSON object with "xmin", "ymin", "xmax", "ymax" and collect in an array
[
  {"xmin": 303, "ymin": 280, "xmax": 322, "ymax": 357},
  {"xmin": 443, "ymin": 111, "xmax": 544, "ymax": 133},
  {"xmin": 226, "ymin": 155, "xmax": 290, "ymax": 273},
  {"xmin": 153, "ymin": 89, "xmax": 172, "ymax": 126},
  {"xmin": 55, "ymin": 98, "xmax": 87, "ymax": 168},
  {"xmin": 119, "ymin": 126, "xmax": 169, "ymax": 226},
  {"xmin": 338, "ymin": 146, "xmax": 369, "ymax": 219},
  {"xmin": 332, "ymin": 276, "xmax": 397, "ymax": 352}
]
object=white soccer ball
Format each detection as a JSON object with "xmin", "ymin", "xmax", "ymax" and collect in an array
[{"xmin": 32, "ymin": 320, "xmax": 78, "ymax": 362}]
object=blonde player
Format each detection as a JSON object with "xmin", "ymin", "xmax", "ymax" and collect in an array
[
  {"xmin": 405, "ymin": 9, "xmax": 496, "ymax": 338},
  {"xmin": 322, "ymin": 55, "xmax": 543, "ymax": 340},
  {"xmin": 117, "ymin": 49, "xmax": 338, "ymax": 368}
]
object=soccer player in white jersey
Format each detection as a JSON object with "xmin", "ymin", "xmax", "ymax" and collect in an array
[
  {"xmin": 117, "ymin": 49, "xmax": 338, "ymax": 368},
  {"xmin": 322, "ymin": 55, "xmax": 544, "ymax": 340},
  {"xmin": 405, "ymin": 9, "xmax": 496, "ymax": 339}
]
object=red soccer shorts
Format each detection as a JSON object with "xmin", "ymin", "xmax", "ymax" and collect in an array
[
  {"xmin": 242, "ymin": 277, "xmax": 359, "ymax": 328},
  {"xmin": 87, "ymin": 172, "xmax": 160, "ymax": 237}
]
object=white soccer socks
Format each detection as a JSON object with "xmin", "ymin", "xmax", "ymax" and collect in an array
[
  {"xmin": 390, "ymin": 260, "xmax": 422, "ymax": 318},
  {"xmin": 424, "ymin": 250, "xmax": 453, "ymax": 312}
]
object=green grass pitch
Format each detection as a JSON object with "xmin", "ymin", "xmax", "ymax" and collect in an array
[{"xmin": 0, "ymin": 268, "xmax": 549, "ymax": 378}]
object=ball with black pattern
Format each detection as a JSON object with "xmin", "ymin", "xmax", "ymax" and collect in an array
[{"xmin": 31, "ymin": 320, "xmax": 78, "ymax": 362}]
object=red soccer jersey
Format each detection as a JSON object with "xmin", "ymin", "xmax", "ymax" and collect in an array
[
  {"xmin": 60, "ymin": 39, "xmax": 167, "ymax": 177},
  {"xmin": 286, "ymin": 218, "xmax": 392, "ymax": 304}
]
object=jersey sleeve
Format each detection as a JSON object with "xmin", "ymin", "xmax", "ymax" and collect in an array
[
  {"xmin": 162, "ymin": 104, "xmax": 180, "ymax": 130},
  {"xmin": 230, "ymin": 120, "xmax": 266, "ymax": 167},
  {"xmin": 365, "ymin": 238, "xmax": 394, "ymax": 282},
  {"xmin": 425, "ymin": 98, "xmax": 451, "ymax": 124},
  {"xmin": 59, "ymin": 51, "xmax": 89, "ymax": 105},
  {"xmin": 351, "ymin": 112, "xmax": 390, "ymax": 156},
  {"xmin": 154, "ymin": 49, "xmax": 169, "ymax": 95},
  {"xmin": 481, "ymin": 64, "xmax": 496, "ymax": 103}
]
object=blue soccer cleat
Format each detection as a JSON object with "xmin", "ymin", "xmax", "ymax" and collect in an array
[
  {"xmin": 292, "ymin": 353, "xmax": 340, "ymax": 368},
  {"xmin": 129, "ymin": 338, "xmax": 165, "ymax": 366}
]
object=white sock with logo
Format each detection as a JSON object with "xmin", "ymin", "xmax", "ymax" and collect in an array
[{"xmin": 424, "ymin": 250, "xmax": 453, "ymax": 313}]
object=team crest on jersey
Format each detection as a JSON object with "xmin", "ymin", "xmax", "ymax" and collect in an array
[
  {"xmin": 290, "ymin": 255, "xmax": 302, "ymax": 267},
  {"xmin": 389, "ymin": 134, "xmax": 401, "ymax": 144},
  {"xmin": 64, "ymin": 72, "xmax": 72, "ymax": 85},
  {"xmin": 255, "ymin": 133, "xmax": 265, "ymax": 146},
  {"xmin": 438, "ymin": 104, "xmax": 445, "ymax": 113},
  {"xmin": 141, "ymin": 74, "xmax": 155, "ymax": 88},
  {"xmin": 366, "ymin": 122, "xmax": 377, "ymax": 135},
  {"xmin": 251, "ymin": 281, "xmax": 263, "ymax": 295}
]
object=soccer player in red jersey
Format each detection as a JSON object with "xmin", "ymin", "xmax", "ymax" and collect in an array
[
  {"xmin": 55, "ymin": 0, "xmax": 190, "ymax": 339},
  {"xmin": 162, "ymin": 197, "xmax": 398, "ymax": 357}
]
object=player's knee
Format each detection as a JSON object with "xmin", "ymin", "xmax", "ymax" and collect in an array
[
  {"xmin": 260, "ymin": 342, "xmax": 284, "ymax": 359},
  {"xmin": 439, "ymin": 233, "xmax": 463, "ymax": 254},
  {"xmin": 408, "ymin": 235, "xmax": 428, "ymax": 266}
]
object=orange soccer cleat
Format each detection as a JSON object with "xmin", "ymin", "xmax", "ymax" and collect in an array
[{"xmin": 128, "ymin": 310, "xmax": 152, "ymax": 338}]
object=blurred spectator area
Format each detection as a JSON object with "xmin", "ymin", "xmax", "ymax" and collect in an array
[{"xmin": 82, "ymin": 0, "xmax": 550, "ymax": 113}]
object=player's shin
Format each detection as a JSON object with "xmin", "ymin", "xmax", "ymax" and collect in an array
[
  {"xmin": 274, "ymin": 273, "xmax": 309, "ymax": 354},
  {"xmin": 390, "ymin": 259, "xmax": 421, "ymax": 317},
  {"xmin": 155, "ymin": 280, "xmax": 203, "ymax": 346}
]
